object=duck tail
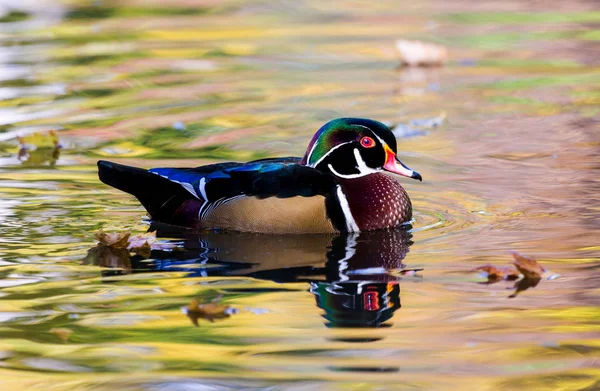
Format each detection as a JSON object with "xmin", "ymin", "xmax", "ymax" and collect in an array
[{"xmin": 97, "ymin": 160, "xmax": 198, "ymax": 224}]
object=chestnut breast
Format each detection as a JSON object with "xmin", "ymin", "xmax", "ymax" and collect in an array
[{"xmin": 338, "ymin": 173, "xmax": 412, "ymax": 231}]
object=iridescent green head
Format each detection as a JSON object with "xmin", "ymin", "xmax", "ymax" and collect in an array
[{"xmin": 301, "ymin": 118, "xmax": 422, "ymax": 181}]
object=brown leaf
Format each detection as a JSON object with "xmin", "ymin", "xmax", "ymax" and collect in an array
[
  {"xmin": 185, "ymin": 298, "xmax": 237, "ymax": 326},
  {"xmin": 95, "ymin": 229, "xmax": 131, "ymax": 249},
  {"xmin": 127, "ymin": 231, "xmax": 156, "ymax": 249},
  {"xmin": 50, "ymin": 327, "xmax": 73, "ymax": 342},
  {"xmin": 130, "ymin": 241, "xmax": 151, "ymax": 258},
  {"xmin": 128, "ymin": 232, "xmax": 157, "ymax": 257},
  {"xmin": 92, "ymin": 230, "xmax": 180, "ymax": 268},
  {"xmin": 472, "ymin": 265, "xmax": 520, "ymax": 282},
  {"xmin": 511, "ymin": 251, "xmax": 545, "ymax": 279}
]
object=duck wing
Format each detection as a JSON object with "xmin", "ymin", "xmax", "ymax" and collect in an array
[{"xmin": 98, "ymin": 158, "xmax": 340, "ymax": 230}]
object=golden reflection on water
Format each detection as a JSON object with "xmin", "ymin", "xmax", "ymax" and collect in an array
[{"xmin": 0, "ymin": 0, "xmax": 598, "ymax": 389}]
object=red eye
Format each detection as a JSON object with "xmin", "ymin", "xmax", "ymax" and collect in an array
[{"xmin": 360, "ymin": 136, "xmax": 375, "ymax": 148}]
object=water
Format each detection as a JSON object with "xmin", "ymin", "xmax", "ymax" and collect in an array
[{"xmin": 0, "ymin": 0, "xmax": 599, "ymax": 389}]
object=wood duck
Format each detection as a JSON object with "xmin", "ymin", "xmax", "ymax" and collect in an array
[{"xmin": 98, "ymin": 117, "xmax": 422, "ymax": 233}]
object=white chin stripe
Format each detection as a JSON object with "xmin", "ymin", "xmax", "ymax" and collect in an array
[
  {"xmin": 353, "ymin": 148, "xmax": 379, "ymax": 175},
  {"xmin": 327, "ymin": 148, "xmax": 379, "ymax": 179},
  {"xmin": 336, "ymin": 185, "xmax": 360, "ymax": 232}
]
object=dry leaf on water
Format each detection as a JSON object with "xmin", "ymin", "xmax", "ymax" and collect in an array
[
  {"xmin": 184, "ymin": 298, "xmax": 238, "ymax": 326},
  {"xmin": 127, "ymin": 231, "xmax": 159, "ymax": 257},
  {"xmin": 130, "ymin": 241, "xmax": 151, "ymax": 258},
  {"xmin": 511, "ymin": 251, "xmax": 546, "ymax": 279},
  {"xmin": 471, "ymin": 265, "xmax": 520, "ymax": 282},
  {"xmin": 94, "ymin": 230, "xmax": 178, "ymax": 254},
  {"xmin": 395, "ymin": 39, "xmax": 448, "ymax": 67},
  {"xmin": 95, "ymin": 229, "xmax": 131, "ymax": 249},
  {"xmin": 471, "ymin": 252, "xmax": 553, "ymax": 297},
  {"xmin": 86, "ymin": 230, "xmax": 180, "ymax": 272}
]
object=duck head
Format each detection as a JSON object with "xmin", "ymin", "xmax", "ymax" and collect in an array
[{"xmin": 301, "ymin": 118, "xmax": 422, "ymax": 181}]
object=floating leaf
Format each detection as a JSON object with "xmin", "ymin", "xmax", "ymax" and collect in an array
[
  {"xmin": 94, "ymin": 229, "xmax": 131, "ymax": 249},
  {"xmin": 94, "ymin": 230, "xmax": 180, "ymax": 253},
  {"xmin": 86, "ymin": 230, "xmax": 182, "ymax": 272},
  {"xmin": 395, "ymin": 40, "xmax": 448, "ymax": 67},
  {"xmin": 471, "ymin": 252, "xmax": 554, "ymax": 297},
  {"xmin": 127, "ymin": 231, "xmax": 156, "ymax": 257},
  {"xmin": 511, "ymin": 251, "xmax": 546, "ymax": 279},
  {"xmin": 127, "ymin": 231, "xmax": 155, "ymax": 247},
  {"xmin": 471, "ymin": 264, "xmax": 519, "ymax": 283},
  {"xmin": 130, "ymin": 241, "xmax": 151, "ymax": 258}
]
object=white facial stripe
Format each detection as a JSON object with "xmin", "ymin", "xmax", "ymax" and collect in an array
[
  {"xmin": 310, "ymin": 141, "xmax": 353, "ymax": 168},
  {"xmin": 336, "ymin": 185, "xmax": 360, "ymax": 232},
  {"xmin": 328, "ymin": 164, "xmax": 366, "ymax": 179},
  {"xmin": 326, "ymin": 148, "xmax": 379, "ymax": 179}
]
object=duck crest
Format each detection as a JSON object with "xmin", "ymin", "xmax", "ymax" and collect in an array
[{"xmin": 337, "ymin": 173, "xmax": 411, "ymax": 231}]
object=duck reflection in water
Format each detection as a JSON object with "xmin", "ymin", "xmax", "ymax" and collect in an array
[{"xmin": 86, "ymin": 224, "xmax": 415, "ymax": 328}]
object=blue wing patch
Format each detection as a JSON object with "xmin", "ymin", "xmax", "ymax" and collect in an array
[
  {"xmin": 149, "ymin": 162, "xmax": 289, "ymax": 202},
  {"xmin": 149, "ymin": 168, "xmax": 205, "ymax": 199}
]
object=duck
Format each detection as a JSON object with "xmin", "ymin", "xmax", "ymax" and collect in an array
[{"xmin": 97, "ymin": 117, "xmax": 422, "ymax": 233}]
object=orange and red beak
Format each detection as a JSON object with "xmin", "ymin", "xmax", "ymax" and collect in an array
[{"xmin": 382, "ymin": 145, "xmax": 422, "ymax": 181}]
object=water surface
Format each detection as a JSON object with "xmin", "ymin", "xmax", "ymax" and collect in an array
[{"xmin": 0, "ymin": 0, "xmax": 598, "ymax": 389}]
